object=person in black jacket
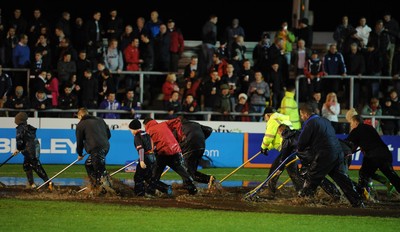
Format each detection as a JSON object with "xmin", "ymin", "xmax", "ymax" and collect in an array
[
  {"xmin": 13, "ymin": 112, "xmax": 53, "ymax": 191},
  {"xmin": 297, "ymin": 103, "xmax": 363, "ymax": 207},
  {"xmin": 128, "ymin": 119, "xmax": 172, "ymax": 197},
  {"xmin": 76, "ymin": 107, "xmax": 112, "ymax": 193},
  {"xmin": 168, "ymin": 116, "xmax": 215, "ymax": 185},
  {"xmin": 346, "ymin": 115, "xmax": 400, "ymax": 196}
]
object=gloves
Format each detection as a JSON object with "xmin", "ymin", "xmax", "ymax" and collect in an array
[{"xmin": 260, "ymin": 148, "xmax": 268, "ymax": 156}]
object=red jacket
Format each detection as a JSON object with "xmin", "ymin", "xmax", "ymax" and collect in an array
[
  {"xmin": 144, "ymin": 119, "xmax": 181, "ymax": 155},
  {"xmin": 165, "ymin": 117, "xmax": 184, "ymax": 142},
  {"xmin": 124, "ymin": 44, "xmax": 141, "ymax": 71},
  {"xmin": 45, "ymin": 77, "xmax": 59, "ymax": 107},
  {"xmin": 169, "ymin": 29, "xmax": 184, "ymax": 54}
]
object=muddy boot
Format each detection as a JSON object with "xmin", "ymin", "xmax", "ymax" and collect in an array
[
  {"xmin": 25, "ymin": 170, "xmax": 35, "ymax": 188},
  {"xmin": 184, "ymin": 182, "xmax": 198, "ymax": 195},
  {"xmin": 47, "ymin": 181, "xmax": 54, "ymax": 191},
  {"xmin": 26, "ymin": 182, "xmax": 37, "ymax": 189},
  {"xmin": 100, "ymin": 173, "xmax": 115, "ymax": 194},
  {"xmin": 134, "ymin": 181, "xmax": 146, "ymax": 196},
  {"xmin": 208, "ymin": 175, "xmax": 215, "ymax": 189}
]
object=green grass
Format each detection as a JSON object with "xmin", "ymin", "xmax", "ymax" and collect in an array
[
  {"xmin": 0, "ymin": 199, "xmax": 399, "ymax": 232},
  {"xmin": 1, "ymin": 164, "xmax": 399, "ymax": 231}
]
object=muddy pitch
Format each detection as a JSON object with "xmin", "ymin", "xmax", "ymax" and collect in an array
[{"xmin": 1, "ymin": 179, "xmax": 399, "ymax": 218}]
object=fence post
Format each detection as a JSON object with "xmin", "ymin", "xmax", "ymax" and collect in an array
[{"xmin": 139, "ymin": 72, "xmax": 144, "ymax": 103}]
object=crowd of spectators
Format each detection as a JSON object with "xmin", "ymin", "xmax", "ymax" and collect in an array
[{"xmin": 0, "ymin": 8, "xmax": 399, "ymax": 135}]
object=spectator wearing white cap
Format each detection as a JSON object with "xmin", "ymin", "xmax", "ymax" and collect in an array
[{"xmin": 235, "ymin": 93, "xmax": 251, "ymax": 121}]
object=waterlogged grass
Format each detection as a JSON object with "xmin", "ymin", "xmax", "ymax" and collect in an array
[
  {"xmin": 0, "ymin": 199, "xmax": 399, "ymax": 232},
  {"xmin": 1, "ymin": 164, "xmax": 397, "ymax": 192},
  {"xmin": 0, "ymin": 164, "xmax": 278, "ymax": 180},
  {"xmin": 0, "ymin": 164, "xmax": 350, "ymax": 180}
]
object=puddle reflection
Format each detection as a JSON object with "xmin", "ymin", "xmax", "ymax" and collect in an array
[{"xmin": 0, "ymin": 177, "xmax": 248, "ymax": 187}]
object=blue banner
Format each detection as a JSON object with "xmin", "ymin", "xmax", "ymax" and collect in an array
[
  {"xmin": 0, "ymin": 129, "xmax": 244, "ymax": 167},
  {"xmin": 246, "ymin": 133, "xmax": 400, "ymax": 169},
  {"xmin": 2, "ymin": 128, "xmax": 398, "ymax": 169}
]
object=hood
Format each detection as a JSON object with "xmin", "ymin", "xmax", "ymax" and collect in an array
[
  {"xmin": 144, "ymin": 119, "xmax": 158, "ymax": 130},
  {"xmin": 281, "ymin": 128, "xmax": 297, "ymax": 139}
]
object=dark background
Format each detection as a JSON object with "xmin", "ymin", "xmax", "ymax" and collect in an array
[{"xmin": 0, "ymin": 0, "xmax": 397, "ymax": 41}]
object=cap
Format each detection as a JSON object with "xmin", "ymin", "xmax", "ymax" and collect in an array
[
  {"xmin": 238, "ymin": 93, "xmax": 248, "ymax": 101},
  {"xmin": 168, "ymin": 19, "xmax": 175, "ymax": 23},
  {"xmin": 263, "ymin": 107, "xmax": 276, "ymax": 115},
  {"xmin": 312, "ymin": 50, "xmax": 318, "ymax": 55},
  {"xmin": 15, "ymin": 112, "xmax": 28, "ymax": 125},
  {"xmin": 129, "ymin": 119, "xmax": 141, "ymax": 130},
  {"xmin": 220, "ymin": 84, "xmax": 229, "ymax": 90}
]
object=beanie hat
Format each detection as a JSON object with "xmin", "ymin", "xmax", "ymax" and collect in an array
[
  {"xmin": 238, "ymin": 93, "xmax": 248, "ymax": 101},
  {"xmin": 15, "ymin": 112, "xmax": 28, "ymax": 125},
  {"xmin": 128, "ymin": 119, "xmax": 141, "ymax": 130}
]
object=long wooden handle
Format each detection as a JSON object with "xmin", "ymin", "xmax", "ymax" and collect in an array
[
  {"xmin": 37, "ymin": 158, "xmax": 80, "ymax": 189},
  {"xmin": 219, "ymin": 151, "xmax": 262, "ymax": 183}
]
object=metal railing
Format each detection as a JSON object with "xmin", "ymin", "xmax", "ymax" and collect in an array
[
  {"xmin": 295, "ymin": 74, "xmax": 395, "ymax": 109},
  {"xmin": 2, "ymin": 68, "xmax": 173, "ymax": 104},
  {"xmin": 109, "ymin": 70, "xmax": 176, "ymax": 103}
]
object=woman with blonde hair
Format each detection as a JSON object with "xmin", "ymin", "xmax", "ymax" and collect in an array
[
  {"xmin": 322, "ymin": 92, "xmax": 340, "ymax": 133},
  {"xmin": 162, "ymin": 73, "xmax": 180, "ymax": 109}
]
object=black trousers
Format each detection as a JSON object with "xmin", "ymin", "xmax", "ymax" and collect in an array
[
  {"xmin": 85, "ymin": 148, "xmax": 108, "ymax": 187},
  {"xmin": 153, "ymin": 153, "xmax": 196, "ymax": 193},
  {"xmin": 184, "ymin": 149, "xmax": 211, "ymax": 184},
  {"xmin": 134, "ymin": 154, "xmax": 170, "ymax": 195},
  {"xmin": 23, "ymin": 155, "xmax": 49, "ymax": 185},
  {"xmin": 301, "ymin": 153, "xmax": 362, "ymax": 207},
  {"xmin": 360, "ymin": 150, "xmax": 400, "ymax": 193}
]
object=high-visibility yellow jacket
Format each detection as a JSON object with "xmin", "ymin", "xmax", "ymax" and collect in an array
[
  {"xmin": 280, "ymin": 91, "xmax": 301, "ymax": 129},
  {"xmin": 261, "ymin": 112, "xmax": 293, "ymax": 151}
]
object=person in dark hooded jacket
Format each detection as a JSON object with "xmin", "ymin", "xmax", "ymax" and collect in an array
[
  {"xmin": 166, "ymin": 116, "xmax": 214, "ymax": 185},
  {"xmin": 266, "ymin": 123, "xmax": 305, "ymax": 194},
  {"xmin": 13, "ymin": 112, "xmax": 53, "ymax": 191}
]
